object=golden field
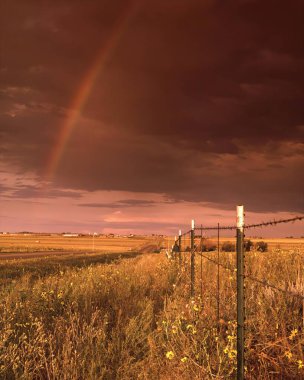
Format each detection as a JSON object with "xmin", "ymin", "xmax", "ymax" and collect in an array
[
  {"xmin": 0, "ymin": 234, "xmax": 154, "ymax": 254},
  {"xmin": 0, "ymin": 235, "xmax": 303, "ymax": 379}
]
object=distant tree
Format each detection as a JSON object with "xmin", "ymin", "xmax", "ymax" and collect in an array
[
  {"xmin": 200, "ymin": 240, "xmax": 216, "ymax": 252},
  {"xmin": 256, "ymin": 241, "xmax": 268, "ymax": 252},
  {"xmin": 244, "ymin": 239, "xmax": 254, "ymax": 252},
  {"xmin": 222, "ymin": 241, "xmax": 235, "ymax": 252}
]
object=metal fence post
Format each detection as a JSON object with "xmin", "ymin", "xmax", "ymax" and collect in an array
[
  {"xmin": 236, "ymin": 205, "xmax": 245, "ymax": 380},
  {"xmin": 190, "ymin": 219, "xmax": 195, "ymax": 297},
  {"xmin": 217, "ymin": 222, "xmax": 220, "ymax": 328},
  {"xmin": 200, "ymin": 224, "xmax": 203, "ymax": 299},
  {"xmin": 178, "ymin": 229, "xmax": 182, "ymax": 265}
]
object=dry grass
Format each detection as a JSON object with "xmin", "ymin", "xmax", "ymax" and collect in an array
[
  {"xmin": 0, "ymin": 234, "xmax": 152, "ymax": 253},
  {"xmin": 0, "ymin": 239, "xmax": 303, "ymax": 379}
]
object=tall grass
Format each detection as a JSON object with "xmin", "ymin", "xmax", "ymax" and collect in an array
[{"xmin": 0, "ymin": 248, "xmax": 303, "ymax": 379}]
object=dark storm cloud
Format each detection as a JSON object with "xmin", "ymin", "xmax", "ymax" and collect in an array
[
  {"xmin": 79, "ymin": 199, "xmax": 157, "ymax": 208},
  {"xmin": 1, "ymin": 0, "xmax": 303, "ymax": 213},
  {"xmin": 8, "ymin": 185, "xmax": 83, "ymax": 199}
]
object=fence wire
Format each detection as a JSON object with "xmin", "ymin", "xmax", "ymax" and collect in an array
[
  {"xmin": 244, "ymin": 273, "xmax": 304, "ymax": 300},
  {"xmin": 191, "ymin": 215, "xmax": 304, "ymax": 234},
  {"xmin": 244, "ymin": 215, "xmax": 304, "ymax": 229},
  {"xmin": 174, "ymin": 214, "xmax": 303, "ymax": 380},
  {"xmin": 199, "ymin": 252, "xmax": 235, "ymax": 273},
  {"xmin": 178, "ymin": 215, "xmax": 304, "ymax": 298}
]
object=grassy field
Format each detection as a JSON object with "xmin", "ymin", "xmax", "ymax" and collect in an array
[
  {"xmin": 0, "ymin": 234, "xmax": 153, "ymax": 254},
  {"xmin": 0, "ymin": 235, "xmax": 303, "ymax": 379}
]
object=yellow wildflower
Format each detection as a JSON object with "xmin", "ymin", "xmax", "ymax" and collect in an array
[
  {"xmin": 228, "ymin": 350, "xmax": 237, "ymax": 359},
  {"xmin": 166, "ymin": 351, "xmax": 175, "ymax": 360},
  {"xmin": 186, "ymin": 324, "xmax": 197, "ymax": 334},
  {"xmin": 289, "ymin": 329, "xmax": 298, "ymax": 340},
  {"xmin": 193, "ymin": 304, "xmax": 199, "ymax": 312},
  {"xmin": 284, "ymin": 351, "xmax": 292, "ymax": 360},
  {"xmin": 298, "ymin": 360, "xmax": 303, "ymax": 369},
  {"xmin": 181, "ymin": 357, "xmax": 188, "ymax": 363}
]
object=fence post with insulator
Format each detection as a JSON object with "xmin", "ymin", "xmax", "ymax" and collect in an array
[
  {"xmin": 178, "ymin": 229, "xmax": 182, "ymax": 265},
  {"xmin": 190, "ymin": 219, "xmax": 195, "ymax": 297},
  {"xmin": 236, "ymin": 205, "xmax": 245, "ymax": 380}
]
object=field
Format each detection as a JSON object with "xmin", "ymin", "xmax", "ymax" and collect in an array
[
  {"xmin": 0, "ymin": 235, "xmax": 303, "ymax": 379},
  {"xmin": 0, "ymin": 234, "xmax": 154, "ymax": 255}
]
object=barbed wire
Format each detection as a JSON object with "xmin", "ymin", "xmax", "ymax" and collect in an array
[
  {"xmin": 195, "ymin": 225, "xmax": 235, "ymax": 232},
  {"xmin": 244, "ymin": 215, "xmax": 304, "ymax": 229},
  {"xmin": 179, "ymin": 250, "xmax": 304, "ymax": 300},
  {"xmin": 198, "ymin": 252, "xmax": 235, "ymax": 273},
  {"xmin": 186, "ymin": 215, "xmax": 304, "ymax": 233},
  {"xmin": 244, "ymin": 273, "xmax": 304, "ymax": 300}
]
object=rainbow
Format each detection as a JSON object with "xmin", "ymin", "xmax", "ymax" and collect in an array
[{"xmin": 45, "ymin": 1, "xmax": 139, "ymax": 182}]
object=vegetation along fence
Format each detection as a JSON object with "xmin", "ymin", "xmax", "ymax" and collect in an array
[{"xmin": 169, "ymin": 206, "xmax": 304, "ymax": 380}]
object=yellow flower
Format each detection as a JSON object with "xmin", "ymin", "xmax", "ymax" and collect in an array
[
  {"xmin": 193, "ymin": 304, "xmax": 199, "ymax": 312},
  {"xmin": 186, "ymin": 324, "xmax": 197, "ymax": 334},
  {"xmin": 298, "ymin": 360, "xmax": 303, "ymax": 369},
  {"xmin": 166, "ymin": 351, "xmax": 175, "ymax": 360},
  {"xmin": 284, "ymin": 351, "xmax": 292, "ymax": 360},
  {"xmin": 228, "ymin": 350, "xmax": 237, "ymax": 359},
  {"xmin": 181, "ymin": 357, "xmax": 188, "ymax": 363},
  {"xmin": 289, "ymin": 329, "xmax": 298, "ymax": 340}
]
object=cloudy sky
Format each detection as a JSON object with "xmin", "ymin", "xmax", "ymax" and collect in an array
[{"xmin": 0, "ymin": 0, "xmax": 303, "ymax": 236}]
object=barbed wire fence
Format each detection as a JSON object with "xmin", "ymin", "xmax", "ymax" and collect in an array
[{"xmin": 170, "ymin": 209, "xmax": 304, "ymax": 380}]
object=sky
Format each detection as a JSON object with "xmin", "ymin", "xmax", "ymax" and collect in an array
[{"xmin": 0, "ymin": 0, "xmax": 303, "ymax": 236}]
